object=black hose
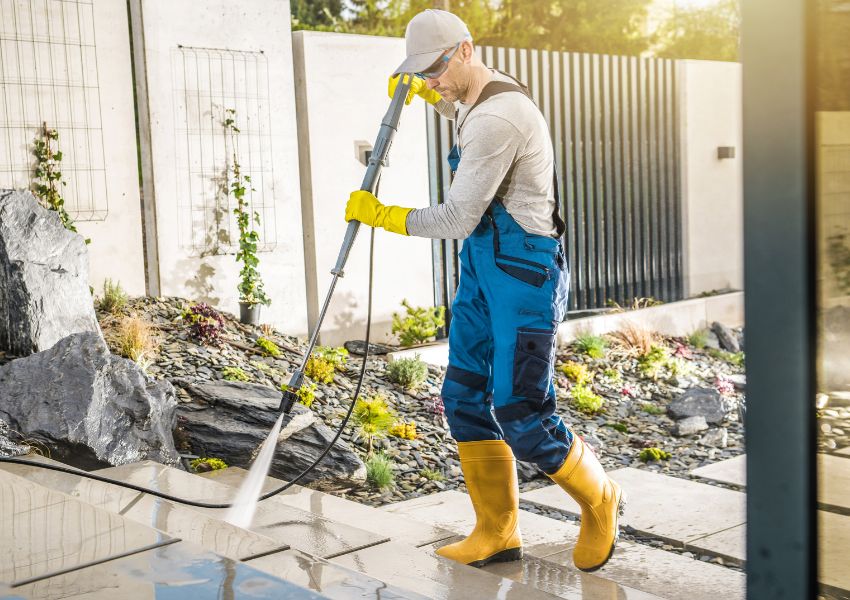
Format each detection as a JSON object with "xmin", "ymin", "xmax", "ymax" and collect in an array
[{"xmin": 0, "ymin": 219, "xmax": 379, "ymax": 509}]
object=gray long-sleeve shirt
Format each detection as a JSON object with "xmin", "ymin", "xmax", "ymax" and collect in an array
[{"xmin": 406, "ymin": 70, "xmax": 557, "ymax": 239}]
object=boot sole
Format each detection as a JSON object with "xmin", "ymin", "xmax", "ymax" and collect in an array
[
  {"xmin": 467, "ymin": 546, "xmax": 524, "ymax": 568},
  {"xmin": 577, "ymin": 490, "xmax": 627, "ymax": 573}
]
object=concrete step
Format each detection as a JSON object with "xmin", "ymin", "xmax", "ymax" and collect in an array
[
  {"xmin": 200, "ymin": 466, "xmax": 454, "ymax": 547},
  {"xmin": 690, "ymin": 454, "xmax": 746, "ymax": 487},
  {"xmin": 820, "ymin": 510, "xmax": 850, "ymax": 594},
  {"xmin": 0, "ymin": 467, "xmax": 176, "ymax": 588},
  {"xmin": 94, "ymin": 460, "xmax": 389, "ymax": 559},
  {"xmin": 0, "ymin": 455, "xmax": 287, "ymax": 562},
  {"xmin": 520, "ymin": 468, "xmax": 747, "ymax": 565},
  {"xmin": 386, "ymin": 490, "xmax": 744, "ymax": 600}
]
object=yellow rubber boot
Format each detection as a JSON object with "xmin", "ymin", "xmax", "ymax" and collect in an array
[
  {"xmin": 548, "ymin": 434, "xmax": 625, "ymax": 572},
  {"xmin": 435, "ymin": 440, "xmax": 523, "ymax": 567}
]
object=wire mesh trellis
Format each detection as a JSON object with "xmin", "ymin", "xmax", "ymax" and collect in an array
[
  {"xmin": 172, "ymin": 45, "xmax": 277, "ymax": 257},
  {"xmin": 0, "ymin": 0, "xmax": 108, "ymax": 221},
  {"xmin": 427, "ymin": 46, "xmax": 683, "ymax": 316}
]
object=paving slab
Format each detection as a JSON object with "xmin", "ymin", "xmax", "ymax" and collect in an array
[
  {"xmin": 684, "ymin": 525, "xmax": 746, "ymax": 565},
  {"xmin": 818, "ymin": 453, "xmax": 850, "ymax": 514},
  {"xmin": 202, "ymin": 466, "xmax": 454, "ymax": 547},
  {"xmin": 521, "ymin": 468, "xmax": 746, "ymax": 547},
  {"xmin": 0, "ymin": 456, "xmax": 286, "ymax": 561},
  {"xmin": 387, "ymin": 490, "xmax": 745, "ymax": 599},
  {"xmin": 837, "ymin": 447, "xmax": 850, "ymax": 456},
  {"xmin": 0, "ymin": 469, "xmax": 175, "ymax": 587},
  {"xmin": 96, "ymin": 461, "xmax": 388, "ymax": 559},
  {"xmin": 247, "ymin": 548, "xmax": 429, "ymax": 599},
  {"xmin": 330, "ymin": 540, "xmax": 558, "ymax": 600},
  {"xmin": 820, "ymin": 510, "xmax": 850, "ymax": 593},
  {"xmin": 3, "ymin": 540, "xmax": 327, "ymax": 599},
  {"xmin": 691, "ymin": 455, "xmax": 747, "ymax": 488}
]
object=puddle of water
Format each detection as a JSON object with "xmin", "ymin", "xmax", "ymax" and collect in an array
[{"xmin": 223, "ymin": 413, "xmax": 284, "ymax": 528}]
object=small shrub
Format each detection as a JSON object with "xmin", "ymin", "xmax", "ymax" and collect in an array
[
  {"xmin": 392, "ymin": 299, "xmax": 446, "ymax": 346},
  {"xmin": 315, "ymin": 346, "xmax": 349, "ymax": 368},
  {"xmin": 305, "ymin": 356, "xmax": 335, "ymax": 384},
  {"xmin": 612, "ymin": 321, "xmax": 656, "ymax": 355},
  {"xmin": 638, "ymin": 344, "xmax": 670, "ymax": 380},
  {"xmin": 667, "ymin": 357, "xmax": 694, "ymax": 378},
  {"xmin": 714, "ymin": 376, "xmax": 735, "ymax": 397},
  {"xmin": 607, "ymin": 297, "xmax": 663, "ymax": 312},
  {"xmin": 222, "ymin": 366, "xmax": 250, "ymax": 382},
  {"xmin": 386, "ymin": 356, "xmax": 428, "ymax": 390},
  {"xmin": 640, "ymin": 402, "xmax": 666, "ymax": 415},
  {"xmin": 574, "ymin": 333, "xmax": 608, "ymax": 359},
  {"xmin": 190, "ymin": 457, "xmax": 228, "ymax": 472},
  {"xmin": 389, "ymin": 420, "xmax": 417, "ymax": 440},
  {"xmin": 602, "ymin": 368, "xmax": 622, "ymax": 382},
  {"xmin": 281, "ymin": 382, "xmax": 318, "ymax": 407},
  {"xmin": 182, "ymin": 303, "xmax": 225, "ymax": 345},
  {"xmin": 353, "ymin": 394, "xmax": 396, "ymax": 453},
  {"xmin": 639, "ymin": 447, "xmax": 671, "ymax": 462},
  {"xmin": 256, "ymin": 336, "xmax": 280, "ymax": 357},
  {"xmin": 420, "ymin": 468, "xmax": 445, "ymax": 482},
  {"xmin": 116, "ymin": 316, "xmax": 158, "ymax": 366},
  {"xmin": 559, "ymin": 361, "xmax": 592, "ymax": 385},
  {"xmin": 687, "ymin": 328, "xmax": 709, "ymax": 349},
  {"xmin": 366, "ymin": 452, "xmax": 395, "ymax": 490},
  {"xmin": 98, "ymin": 279, "xmax": 127, "ymax": 314},
  {"xmin": 672, "ymin": 341, "xmax": 694, "ymax": 359},
  {"xmin": 250, "ymin": 360, "xmax": 274, "ymax": 375},
  {"xmin": 570, "ymin": 384, "xmax": 604, "ymax": 414},
  {"xmin": 621, "ymin": 385, "xmax": 639, "ymax": 398},
  {"xmin": 706, "ymin": 348, "xmax": 745, "ymax": 367},
  {"xmin": 428, "ymin": 396, "xmax": 445, "ymax": 417},
  {"xmin": 605, "ymin": 421, "xmax": 629, "ymax": 433}
]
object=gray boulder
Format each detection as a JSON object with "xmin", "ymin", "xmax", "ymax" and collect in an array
[
  {"xmin": 711, "ymin": 321, "xmax": 740, "ymax": 353},
  {"xmin": 0, "ymin": 189, "xmax": 101, "ymax": 356},
  {"xmin": 0, "ymin": 332, "xmax": 179, "ymax": 469},
  {"xmin": 672, "ymin": 415, "xmax": 709, "ymax": 436},
  {"xmin": 699, "ymin": 427, "xmax": 729, "ymax": 448},
  {"xmin": 667, "ymin": 387, "xmax": 735, "ymax": 425},
  {"xmin": 0, "ymin": 419, "xmax": 30, "ymax": 457},
  {"xmin": 175, "ymin": 379, "xmax": 366, "ymax": 486}
]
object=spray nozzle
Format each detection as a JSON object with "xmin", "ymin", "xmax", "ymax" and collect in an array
[{"xmin": 279, "ymin": 370, "xmax": 305, "ymax": 414}]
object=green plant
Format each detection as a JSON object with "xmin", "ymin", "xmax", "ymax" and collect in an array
[
  {"xmin": 32, "ymin": 123, "xmax": 87, "ymax": 241},
  {"xmin": 391, "ymin": 299, "xmax": 446, "ymax": 346},
  {"xmin": 190, "ymin": 457, "xmax": 228, "ymax": 472},
  {"xmin": 420, "ymin": 468, "xmax": 445, "ymax": 482},
  {"xmin": 706, "ymin": 347, "xmax": 745, "ymax": 367},
  {"xmin": 611, "ymin": 321, "xmax": 656, "ymax": 355},
  {"xmin": 366, "ymin": 452, "xmax": 395, "ymax": 490},
  {"xmin": 222, "ymin": 366, "xmax": 250, "ymax": 382},
  {"xmin": 605, "ymin": 421, "xmax": 629, "ymax": 433},
  {"xmin": 181, "ymin": 303, "xmax": 225, "ymax": 345},
  {"xmin": 638, "ymin": 344, "xmax": 670, "ymax": 380},
  {"xmin": 385, "ymin": 355, "xmax": 428, "ymax": 390},
  {"xmin": 250, "ymin": 360, "xmax": 275, "ymax": 375},
  {"xmin": 281, "ymin": 382, "xmax": 318, "ymax": 408},
  {"xmin": 687, "ymin": 328, "xmax": 709, "ymax": 349},
  {"xmin": 559, "ymin": 361, "xmax": 592, "ymax": 385},
  {"xmin": 639, "ymin": 447, "xmax": 671, "ymax": 462},
  {"xmin": 640, "ymin": 402, "xmax": 666, "ymax": 415},
  {"xmin": 667, "ymin": 357, "xmax": 694, "ymax": 378},
  {"xmin": 97, "ymin": 279, "xmax": 127, "ymax": 314},
  {"xmin": 606, "ymin": 297, "xmax": 663, "ymax": 312},
  {"xmin": 353, "ymin": 394, "xmax": 396, "ymax": 454},
  {"xmin": 256, "ymin": 336, "xmax": 281, "ymax": 357},
  {"xmin": 570, "ymin": 384, "xmax": 605, "ymax": 414},
  {"xmin": 574, "ymin": 333, "xmax": 608, "ymax": 359},
  {"xmin": 225, "ymin": 108, "xmax": 269, "ymax": 307},
  {"xmin": 315, "ymin": 346, "xmax": 349, "ymax": 368},
  {"xmin": 389, "ymin": 420, "xmax": 417, "ymax": 440},
  {"xmin": 305, "ymin": 356, "xmax": 335, "ymax": 384},
  {"xmin": 602, "ymin": 368, "xmax": 622, "ymax": 382}
]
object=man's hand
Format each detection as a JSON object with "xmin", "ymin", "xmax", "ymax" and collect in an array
[
  {"xmin": 388, "ymin": 74, "xmax": 442, "ymax": 106},
  {"xmin": 345, "ymin": 190, "xmax": 413, "ymax": 236}
]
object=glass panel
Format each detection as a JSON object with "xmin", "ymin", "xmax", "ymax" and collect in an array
[{"xmin": 815, "ymin": 1, "xmax": 850, "ymax": 597}]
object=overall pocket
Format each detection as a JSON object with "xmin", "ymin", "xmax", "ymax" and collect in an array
[
  {"xmin": 491, "ymin": 219, "xmax": 550, "ymax": 287},
  {"xmin": 512, "ymin": 327, "xmax": 556, "ymax": 398}
]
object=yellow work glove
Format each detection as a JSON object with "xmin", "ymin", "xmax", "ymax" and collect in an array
[
  {"xmin": 388, "ymin": 74, "xmax": 442, "ymax": 106},
  {"xmin": 345, "ymin": 190, "xmax": 413, "ymax": 236}
]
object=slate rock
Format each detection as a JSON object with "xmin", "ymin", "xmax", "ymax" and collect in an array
[
  {"xmin": 0, "ymin": 189, "xmax": 101, "ymax": 356},
  {"xmin": 711, "ymin": 321, "xmax": 740, "ymax": 353},
  {"xmin": 0, "ymin": 419, "xmax": 30, "ymax": 457},
  {"xmin": 672, "ymin": 415, "xmax": 709, "ymax": 436},
  {"xmin": 344, "ymin": 340, "xmax": 395, "ymax": 356},
  {"xmin": 667, "ymin": 387, "xmax": 735, "ymax": 425},
  {"xmin": 516, "ymin": 460, "xmax": 544, "ymax": 482},
  {"xmin": 175, "ymin": 379, "xmax": 365, "ymax": 485},
  {"xmin": 699, "ymin": 427, "xmax": 729, "ymax": 448},
  {"xmin": 0, "ymin": 332, "xmax": 179, "ymax": 469}
]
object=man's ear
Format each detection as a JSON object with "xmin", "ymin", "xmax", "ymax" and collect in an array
[{"xmin": 460, "ymin": 40, "xmax": 475, "ymax": 64}]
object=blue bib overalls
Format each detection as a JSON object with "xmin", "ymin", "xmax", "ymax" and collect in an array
[{"xmin": 441, "ymin": 200, "xmax": 573, "ymax": 474}]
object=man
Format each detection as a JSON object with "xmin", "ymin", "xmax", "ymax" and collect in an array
[{"xmin": 344, "ymin": 9, "xmax": 624, "ymax": 572}]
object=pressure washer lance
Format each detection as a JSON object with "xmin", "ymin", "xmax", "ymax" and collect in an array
[
  {"xmin": 278, "ymin": 74, "xmax": 413, "ymax": 414},
  {"xmin": 0, "ymin": 75, "xmax": 416, "ymax": 509}
]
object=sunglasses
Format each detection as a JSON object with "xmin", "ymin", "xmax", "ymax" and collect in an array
[{"xmin": 416, "ymin": 42, "xmax": 461, "ymax": 79}]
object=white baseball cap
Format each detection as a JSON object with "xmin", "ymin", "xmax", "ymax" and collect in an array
[{"xmin": 392, "ymin": 9, "xmax": 472, "ymax": 76}]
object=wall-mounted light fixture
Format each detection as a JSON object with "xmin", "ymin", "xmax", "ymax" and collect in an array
[{"xmin": 717, "ymin": 146, "xmax": 736, "ymax": 160}]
